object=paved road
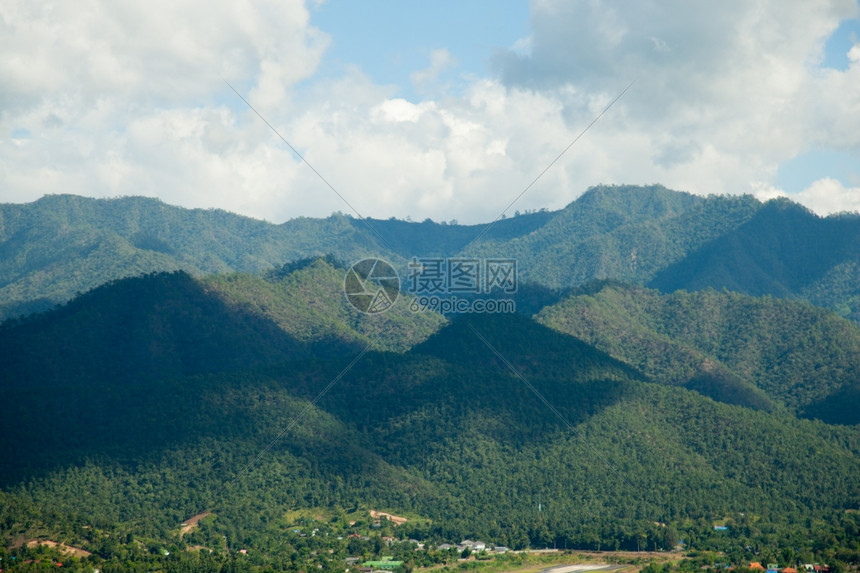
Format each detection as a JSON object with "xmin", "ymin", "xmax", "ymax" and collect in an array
[{"xmin": 541, "ymin": 564, "xmax": 626, "ymax": 573}]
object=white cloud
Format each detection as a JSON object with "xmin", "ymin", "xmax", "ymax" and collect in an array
[
  {"xmin": 410, "ymin": 49, "xmax": 457, "ymax": 92},
  {"xmin": 0, "ymin": 0, "xmax": 327, "ymax": 213},
  {"xmin": 797, "ymin": 178, "xmax": 860, "ymax": 214},
  {"xmin": 756, "ymin": 178, "xmax": 860, "ymax": 215},
  {"xmin": 0, "ymin": 1, "xmax": 326, "ymax": 111},
  {"xmin": 372, "ymin": 99, "xmax": 430, "ymax": 123},
  {"xmin": 509, "ymin": 36, "xmax": 533, "ymax": 57},
  {"xmin": 2, "ymin": 0, "xmax": 860, "ymax": 223},
  {"xmin": 490, "ymin": 0, "xmax": 860, "ymax": 210}
]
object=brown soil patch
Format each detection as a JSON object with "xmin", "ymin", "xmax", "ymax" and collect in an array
[
  {"xmin": 25, "ymin": 539, "xmax": 92, "ymax": 558},
  {"xmin": 180, "ymin": 510, "xmax": 212, "ymax": 537},
  {"xmin": 369, "ymin": 510, "xmax": 408, "ymax": 526}
]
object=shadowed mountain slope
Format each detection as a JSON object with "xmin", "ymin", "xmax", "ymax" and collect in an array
[
  {"xmin": 536, "ymin": 283, "xmax": 860, "ymax": 423},
  {"xmin": 650, "ymin": 198, "xmax": 860, "ymax": 321}
]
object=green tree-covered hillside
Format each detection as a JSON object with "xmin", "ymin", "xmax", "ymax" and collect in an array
[
  {"xmin": 650, "ymin": 199, "xmax": 860, "ymax": 322},
  {"xmin": 536, "ymin": 283, "xmax": 860, "ymax": 424},
  {"xmin": 1, "ymin": 282, "xmax": 859, "ymax": 567}
]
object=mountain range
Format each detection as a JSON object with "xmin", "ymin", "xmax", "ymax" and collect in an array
[
  {"xmin": 1, "ymin": 186, "xmax": 860, "ymax": 571},
  {"xmin": 3, "ymin": 185, "xmax": 860, "ymax": 322}
]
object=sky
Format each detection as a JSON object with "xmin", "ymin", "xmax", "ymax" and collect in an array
[{"xmin": 2, "ymin": 0, "xmax": 859, "ymax": 224}]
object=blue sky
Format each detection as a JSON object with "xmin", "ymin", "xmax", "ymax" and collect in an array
[
  {"xmin": 823, "ymin": 15, "xmax": 860, "ymax": 69},
  {"xmin": 780, "ymin": 14, "xmax": 860, "ymax": 194},
  {"xmin": 778, "ymin": 149, "xmax": 860, "ymax": 193},
  {"xmin": 2, "ymin": 0, "xmax": 859, "ymax": 222},
  {"xmin": 310, "ymin": 0, "xmax": 860, "ymax": 208},
  {"xmin": 309, "ymin": 1, "xmax": 530, "ymax": 100}
]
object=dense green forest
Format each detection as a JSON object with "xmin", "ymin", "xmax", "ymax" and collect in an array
[
  {"xmin": 202, "ymin": 257, "xmax": 445, "ymax": 353},
  {"xmin": 0, "ymin": 194, "xmax": 387, "ymax": 319},
  {"xmin": 649, "ymin": 199, "xmax": 860, "ymax": 322},
  {"xmin": 0, "ymin": 194, "xmax": 548, "ymax": 321},
  {"xmin": 1, "ymin": 265, "xmax": 859, "ymax": 571},
  {"xmin": 536, "ymin": 283, "xmax": 860, "ymax": 424},
  {"xmin": 2, "ymin": 186, "xmax": 860, "ymax": 571},
  {"xmin": 465, "ymin": 185, "xmax": 763, "ymax": 288},
  {"xmin": 3, "ymin": 185, "xmax": 860, "ymax": 323}
]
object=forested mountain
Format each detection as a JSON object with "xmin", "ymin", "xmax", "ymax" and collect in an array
[
  {"xmin": 1, "ymin": 287, "xmax": 859, "ymax": 569},
  {"xmin": 464, "ymin": 185, "xmax": 763, "ymax": 288},
  {"xmin": 202, "ymin": 257, "xmax": 445, "ymax": 353},
  {"xmin": 0, "ymin": 262, "xmax": 444, "ymax": 393},
  {"xmin": 4, "ymin": 186, "xmax": 860, "ymax": 323},
  {"xmin": 650, "ymin": 199, "xmax": 860, "ymax": 322},
  {"xmin": 351, "ymin": 210, "xmax": 554, "ymax": 258},
  {"xmin": 0, "ymin": 194, "xmax": 550, "ymax": 320},
  {"xmin": 3, "ymin": 187, "xmax": 860, "ymax": 570},
  {"xmin": 536, "ymin": 283, "xmax": 860, "ymax": 424},
  {"xmin": 0, "ymin": 194, "xmax": 388, "ymax": 319}
]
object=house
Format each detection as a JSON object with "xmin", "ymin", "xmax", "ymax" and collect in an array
[
  {"xmin": 457, "ymin": 540, "xmax": 475, "ymax": 553},
  {"xmin": 492, "ymin": 546, "xmax": 510, "ymax": 553},
  {"xmin": 473, "ymin": 541, "xmax": 487, "ymax": 552},
  {"xmin": 437, "ymin": 543, "xmax": 454, "ymax": 551},
  {"xmin": 750, "ymin": 563, "xmax": 766, "ymax": 571},
  {"xmin": 782, "ymin": 568, "xmax": 798, "ymax": 573}
]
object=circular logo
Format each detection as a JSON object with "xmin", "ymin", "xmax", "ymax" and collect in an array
[{"xmin": 344, "ymin": 258, "xmax": 400, "ymax": 314}]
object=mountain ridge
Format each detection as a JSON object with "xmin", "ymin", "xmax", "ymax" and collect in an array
[
  {"xmin": 4, "ymin": 186, "xmax": 860, "ymax": 324},
  {"xmin": 649, "ymin": 198, "xmax": 860, "ymax": 321},
  {"xmin": 536, "ymin": 283, "xmax": 860, "ymax": 423}
]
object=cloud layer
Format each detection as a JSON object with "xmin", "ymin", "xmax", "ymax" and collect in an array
[{"xmin": 1, "ymin": 0, "xmax": 858, "ymax": 223}]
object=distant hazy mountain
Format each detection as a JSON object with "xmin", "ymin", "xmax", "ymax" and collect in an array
[
  {"xmin": 2, "ymin": 186, "xmax": 860, "ymax": 323},
  {"xmin": 0, "ymin": 194, "xmax": 560, "ymax": 321},
  {"xmin": 0, "ymin": 194, "xmax": 389, "ymax": 319},
  {"xmin": 464, "ymin": 184, "xmax": 763, "ymax": 288}
]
